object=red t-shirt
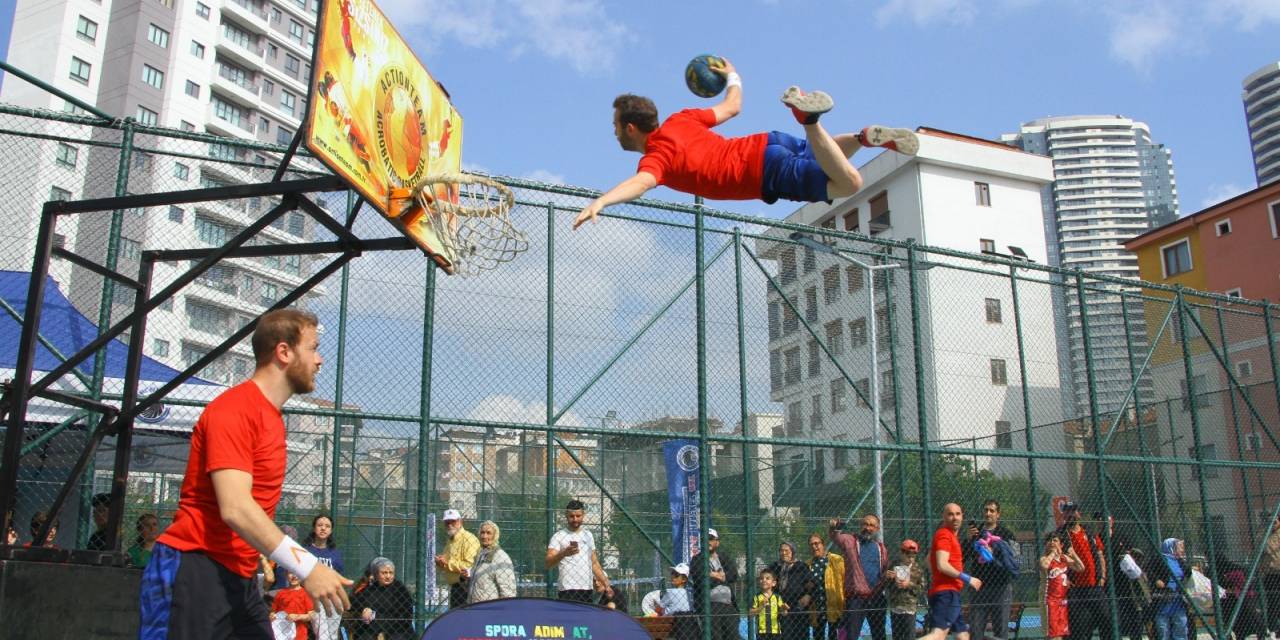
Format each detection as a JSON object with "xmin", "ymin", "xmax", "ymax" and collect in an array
[
  {"xmin": 637, "ymin": 109, "xmax": 768, "ymax": 201},
  {"xmin": 157, "ymin": 381, "xmax": 286, "ymax": 578},
  {"xmin": 271, "ymin": 587, "xmax": 314, "ymax": 640},
  {"xmin": 1067, "ymin": 528, "xmax": 1102, "ymax": 587},
  {"xmin": 928, "ymin": 526, "xmax": 964, "ymax": 595}
]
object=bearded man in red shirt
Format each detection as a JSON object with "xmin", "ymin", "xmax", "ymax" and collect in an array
[{"xmin": 574, "ymin": 58, "xmax": 917, "ymax": 229}]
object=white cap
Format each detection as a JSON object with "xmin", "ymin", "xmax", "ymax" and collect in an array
[
  {"xmin": 442, "ymin": 509, "xmax": 461, "ymax": 521},
  {"xmin": 707, "ymin": 528, "xmax": 719, "ymax": 539},
  {"xmin": 671, "ymin": 562, "xmax": 690, "ymax": 576}
]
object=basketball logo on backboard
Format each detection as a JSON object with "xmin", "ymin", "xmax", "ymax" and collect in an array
[{"xmin": 374, "ymin": 66, "xmax": 427, "ymax": 188}]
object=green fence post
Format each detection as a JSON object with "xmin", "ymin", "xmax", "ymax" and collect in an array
[
  {"xmin": 1261, "ymin": 300, "xmax": 1280, "ymax": 630},
  {"xmin": 694, "ymin": 198, "xmax": 714, "ymax": 640},
  {"xmin": 907, "ymin": 242, "xmax": 932, "ymax": 532},
  {"xmin": 1008, "ymin": 265, "xmax": 1039, "ymax": 541},
  {"xmin": 1216, "ymin": 305, "xmax": 1257, "ymax": 553},
  {"xmin": 1120, "ymin": 297, "xmax": 1158, "ymax": 538},
  {"xmin": 1174, "ymin": 289, "xmax": 1225, "ymax": 639},
  {"xmin": 1074, "ymin": 273, "xmax": 1121, "ymax": 640},
  {"xmin": 734, "ymin": 228, "xmax": 755, "ymax": 640},
  {"xmin": 415, "ymin": 264, "xmax": 437, "ymax": 623},
  {"xmin": 330, "ymin": 190, "xmax": 355, "ymax": 520},
  {"xmin": 883, "ymin": 266, "xmax": 907, "ymax": 539},
  {"xmin": 545, "ymin": 202, "xmax": 556, "ymax": 598}
]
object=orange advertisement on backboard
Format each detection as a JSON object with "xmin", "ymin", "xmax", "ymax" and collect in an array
[{"xmin": 306, "ymin": 0, "xmax": 463, "ymax": 264}]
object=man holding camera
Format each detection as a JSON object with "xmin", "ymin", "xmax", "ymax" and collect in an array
[
  {"xmin": 546, "ymin": 499, "xmax": 611, "ymax": 603},
  {"xmin": 964, "ymin": 500, "xmax": 1018, "ymax": 640}
]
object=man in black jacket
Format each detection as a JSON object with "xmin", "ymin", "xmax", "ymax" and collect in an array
[
  {"xmin": 964, "ymin": 500, "xmax": 1018, "ymax": 640},
  {"xmin": 690, "ymin": 528, "xmax": 739, "ymax": 640}
]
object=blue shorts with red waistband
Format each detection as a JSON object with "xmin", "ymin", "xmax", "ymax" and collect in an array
[{"xmin": 760, "ymin": 131, "xmax": 831, "ymax": 204}]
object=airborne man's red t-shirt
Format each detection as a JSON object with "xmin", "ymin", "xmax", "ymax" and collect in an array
[
  {"xmin": 157, "ymin": 381, "xmax": 286, "ymax": 578},
  {"xmin": 637, "ymin": 108, "xmax": 768, "ymax": 201}
]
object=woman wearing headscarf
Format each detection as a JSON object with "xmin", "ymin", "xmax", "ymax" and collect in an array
[
  {"xmin": 349, "ymin": 557, "xmax": 416, "ymax": 640},
  {"xmin": 468, "ymin": 520, "xmax": 516, "ymax": 603},
  {"xmin": 769, "ymin": 541, "xmax": 813, "ymax": 640},
  {"xmin": 1147, "ymin": 538, "xmax": 1190, "ymax": 640}
]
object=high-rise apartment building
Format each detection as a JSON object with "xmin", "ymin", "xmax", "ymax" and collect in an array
[
  {"xmin": 1001, "ymin": 116, "xmax": 1179, "ymax": 418},
  {"xmin": 1, "ymin": 0, "xmax": 324, "ymax": 384},
  {"xmin": 1243, "ymin": 61, "xmax": 1280, "ymax": 187}
]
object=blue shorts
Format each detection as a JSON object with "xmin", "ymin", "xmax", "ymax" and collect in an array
[
  {"xmin": 927, "ymin": 590, "xmax": 969, "ymax": 633},
  {"xmin": 760, "ymin": 131, "xmax": 830, "ymax": 204}
]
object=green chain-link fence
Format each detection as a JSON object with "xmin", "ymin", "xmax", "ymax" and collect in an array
[{"xmin": 1, "ymin": 99, "xmax": 1278, "ymax": 640}]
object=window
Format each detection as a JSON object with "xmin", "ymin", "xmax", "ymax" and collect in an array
[
  {"xmin": 854, "ymin": 378, "xmax": 870, "ymax": 408},
  {"xmin": 769, "ymin": 350, "xmax": 782, "ymax": 392},
  {"xmin": 287, "ymin": 212, "xmax": 305, "ymax": 236},
  {"xmin": 810, "ymin": 394, "xmax": 823, "ymax": 428},
  {"xmin": 985, "ymin": 298, "xmax": 1002, "ymax": 323},
  {"xmin": 288, "ymin": 20, "xmax": 304, "ymax": 44},
  {"xmin": 768, "ymin": 301, "xmax": 780, "ymax": 339},
  {"xmin": 213, "ymin": 97, "xmax": 247, "ymax": 127},
  {"xmin": 75, "ymin": 16, "xmax": 98, "ymax": 42},
  {"xmin": 195, "ymin": 216, "xmax": 230, "ymax": 245},
  {"xmin": 135, "ymin": 106, "xmax": 158, "ymax": 125},
  {"xmin": 54, "ymin": 143, "xmax": 78, "ymax": 169},
  {"xmin": 280, "ymin": 91, "xmax": 296, "ymax": 116},
  {"xmin": 1245, "ymin": 433, "xmax": 1263, "ymax": 452},
  {"xmin": 1270, "ymin": 202, "xmax": 1280, "ymax": 238},
  {"xmin": 807, "ymin": 339, "xmax": 820, "ymax": 378},
  {"xmin": 181, "ymin": 79, "xmax": 199, "ymax": 98},
  {"xmin": 270, "ymin": 6, "xmax": 282, "ymax": 21},
  {"xmin": 1180, "ymin": 374, "xmax": 1213, "ymax": 411},
  {"xmin": 260, "ymin": 282, "xmax": 279, "ymax": 305},
  {"xmin": 802, "ymin": 245, "xmax": 816, "ymax": 274},
  {"xmin": 284, "ymin": 54, "xmax": 301, "ymax": 79},
  {"xmin": 180, "ymin": 120, "xmax": 196, "ymax": 131},
  {"xmin": 786, "ymin": 401, "xmax": 802, "ymax": 436},
  {"xmin": 120, "ymin": 237, "xmax": 142, "ymax": 260},
  {"xmin": 830, "ymin": 379, "xmax": 847, "ymax": 413},
  {"xmin": 868, "ymin": 193, "xmax": 890, "ymax": 233},
  {"xmin": 168, "ymin": 206, "xmax": 184, "ymax": 223},
  {"xmin": 843, "ymin": 208, "xmax": 859, "ymax": 233},
  {"xmin": 147, "ymin": 23, "xmax": 169, "ymax": 48},
  {"xmin": 850, "ymin": 317, "xmax": 867, "ymax": 347},
  {"xmin": 975, "ymin": 181, "xmax": 991, "ymax": 206},
  {"xmin": 258, "ymin": 117, "xmax": 271, "ymax": 134},
  {"xmin": 262, "ymin": 79, "xmax": 274, "ymax": 96},
  {"xmin": 825, "ymin": 320, "xmax": 844, "ymax": 356},
  {"xmin": 196, "ymin": 2, "xmax": 210, "ymax": 18},
  {"xmin": 990, "ymin": 358, "xmax": 1008, "ymax": 385},
  {"xmin": 152, "ymin": 338, "xmax": 170, "ymax": 357},
  {"xmin": 980, "ymin": 238, "xmax": 996, "ymax": 253},
  {"xmin": 995, "ymin": 421, "xmax": 1012, "ymax": 449},
  {"xmin": 846, "ymin": 266, "xmax": 863, "ymax": 293},
  {"xmin": 879, "ymin": 369, "xmax": 894, "ymax": 410},
  {"xmin": 782, "ymin": 304, "xmax": 798, "ymax": 335},
  {"xmin": 1236, "ymin": 360, "xmax": 1254, "ymax": 378},
  {"xmin": 267, "ymin": 43, "xmax": 278, "ymax": 59},
  {"xmin": 1188, "ymin": 444, "xmax": 1219, "ymax": 479},
  {"xmin": 276, "ymin": 127, "xmax": 293, "ymax": 146},
  {"xmin": 1225, "ymin": 287, "xmax": 1242, "ymax": 298},
  {"xmin": 173, "ymin": 162, "xmax": 189, "ymax": 181},
  {"xmin": 1161, "ymin": 239, "xmax": 1192, "ymax": 277},
  {"xmin": 49, "ymin": 186, "xmax": 72, "ymax": 201},
  {"xmin": 69, "ymin": 57, "xmax": 91, "ymax": 84},
  {"xmin": 779, "ymin": 248, "xmax": 796, "ymax": 284},
  {"xmin": 784, "ymin": 347, "xmax": 801, "ymax": 386},
  {"xmin": 1215, "ymin": 219, "xmax": 1231, "ymax": 236},
  {"xmin": 822, "ymin": 266, "xmax": 840, "ymax": 303},
  {"xmin": 804, "ymin": 286, "xmax": 817, "ymax": 322},
  {"xmin": 190, "ymin": 40, "xmax": 205, "ymax": 58},
  {"xmin": 282, "ymin": 254, "xmax": 301, "ymax": 275}
]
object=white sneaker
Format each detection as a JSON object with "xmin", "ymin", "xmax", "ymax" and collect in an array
[
  {"xmin": 861, "ymin": 125, "xmax": 920, "ymax": 155},
  {"xmin": 781, "ymin": 86, "xmax": 834, "ymax": 124}
]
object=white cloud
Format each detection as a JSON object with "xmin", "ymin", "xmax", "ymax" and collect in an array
[
  {"xmin": 467, "ymin": 393, "xmax": 585, "ymax": 427},
  {"xmin": 376, "ymin": 0, "xmax": 630, "ymax": 75},
  {"xmin": 1215, "ymin": 0, "xmax": 1280, "ymax": 30},
  {"xmin": 875, "ymin": 0, "xmax": 977, "ymax": 26},
  {"xmin": 1105, "ymin": 4, "xmax": 1179, "ymax": 73},
  {"xmin": 1199, "ymin": 182, "xmax": 1247, "ymax": 210},
  {"xmin": 524, "ymin": 169, "xmax": 567, "ymax": 185}
]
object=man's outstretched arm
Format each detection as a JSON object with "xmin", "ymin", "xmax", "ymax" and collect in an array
[
  {"xmin": 710, "ymin": 58, "xmax": 741, "ymax": 125},
  {"xmin": 573, "ymin": 171, "xmax": 658, "ymax": 229}
]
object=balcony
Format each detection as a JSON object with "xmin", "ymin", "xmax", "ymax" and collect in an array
[
  {"xmin": 216, "ymin": 26, "xmax": 264, "ymax": 69},
  {"xmin": 211, "ymin": 67, "xmax": 260, "ymax": 108},
  {"xmin": 205, "ymin": 103, "xmax": 256, "ymax": 139},
  {"xmin": 868, "ymin": 211, "xmax": 891, "ymax": 235},
  {"xmin": 223, "ymin": 0, "xmax": 269, "ymax": 34}
]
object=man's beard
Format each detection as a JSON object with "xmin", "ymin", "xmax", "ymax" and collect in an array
[{"xmin": 286, "ymin": 359, "xmax": 316, "ymax": 394}]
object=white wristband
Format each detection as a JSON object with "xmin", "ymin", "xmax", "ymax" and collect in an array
[
  {"xmin": 726, "ymin": 73, "xmax": 741, "ymax": 89},
  {"xmin": 270, "ymin": 535, "xmax": 318, "ymax": 581}
]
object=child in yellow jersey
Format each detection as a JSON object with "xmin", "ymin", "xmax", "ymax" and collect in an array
[{"xmin": 750, "ymin": 568, "xmax": 789, "ymax": 640}]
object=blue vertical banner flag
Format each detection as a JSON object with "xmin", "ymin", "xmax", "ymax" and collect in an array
[{"xmin": 663, "ymin": 439, "xmax": 702, "ymax": 564}]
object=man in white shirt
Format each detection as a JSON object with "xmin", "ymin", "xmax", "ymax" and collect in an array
[{"xmin": 545, "ymin": 499, "xmax": 612, "ymax": 602}]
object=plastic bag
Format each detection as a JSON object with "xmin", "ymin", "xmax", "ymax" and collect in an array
[{"xmin": 1188, "ymin": 568, "xmax": 1225, "ymax": 611}]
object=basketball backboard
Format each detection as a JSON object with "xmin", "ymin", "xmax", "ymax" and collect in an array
[{"xmin": 305, "ymin": 0, "xmax": 464, "ymax": 272}]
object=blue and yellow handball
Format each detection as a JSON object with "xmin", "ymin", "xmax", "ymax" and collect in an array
[{"xmin": 685, "ymin": 54, "xmax": 727, "ymax": 98}]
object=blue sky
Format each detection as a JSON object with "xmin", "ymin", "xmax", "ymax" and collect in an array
[{"xmin": 358, "ymin": 0, "xmax": 1278, "ymax": 217}]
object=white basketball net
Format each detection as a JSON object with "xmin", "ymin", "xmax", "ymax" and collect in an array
[{"xmin": 411, "ymin": 173, "xmax": 527, "ymax": 276}]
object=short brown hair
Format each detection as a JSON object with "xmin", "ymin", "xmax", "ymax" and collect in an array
[
  {"xmin": 252, "ymin": 309, "xmax": 319, "ymax": 367},
  {"xmin": 613, "ymin": 94, "xmax": 659, "ymax": 133}
]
